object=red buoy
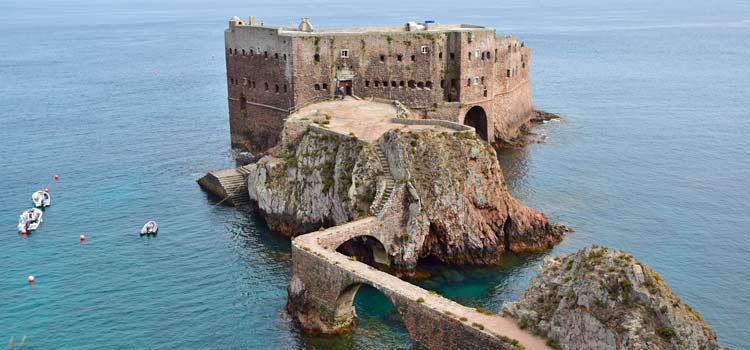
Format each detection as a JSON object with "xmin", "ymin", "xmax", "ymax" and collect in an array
[
  {"xmin": 80, "ymin": 234, "xmax": 86, "ymax": 242},
  {"xmin": 44, "ymin": 188, "xmax": 49, "ymax": 193},
  {"xmin": 54, "ymin": 174, "xmax": 59, "ymax": 181},
  {"xmin": 28, "ymin": 275, "xmax": 35, "ymax": 283},
  {"xmin": 21, "ymin": 230, "xmax": 27, "ymax": 236}
]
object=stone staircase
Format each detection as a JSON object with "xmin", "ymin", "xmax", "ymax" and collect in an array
[
  {"xmin": 370, "ymin": 145, "xmax": 396, "ymax": 218},
  {"xmin": 197, "ymin": 165, "xmax": 253, "ymax": 206}
]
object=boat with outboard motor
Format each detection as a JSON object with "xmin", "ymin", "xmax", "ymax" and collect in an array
[
  {"xmin": 18, "ymin": 208, "xmax": 43, "ymax": 232},
  {"xmin": 32, "ymin": 189, "xmax": 51, "ymax": 207},
  {"xmin": 140, "ymin": 221, "xmax": 158, "ymax": 235}
]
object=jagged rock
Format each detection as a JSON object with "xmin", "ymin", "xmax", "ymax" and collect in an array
[
  {"xmin": 247, "ymin": 123, "xmax": 382, "ymax": 235},
  {"xmin": 502, "ymin": 246, "xmax": 723, "ymax": 350},
  {"xmin": 246, "ymin": 120, "xmax": 568, "ymax": 271}
]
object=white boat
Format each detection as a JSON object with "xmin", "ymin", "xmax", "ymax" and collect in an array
[
  {"xmin": 32, "ymin": 190, "xmax": 51, "ymax": 207},
  {"xmin": 18, "ymin": 208, "xmax": 43, "ymax": 232},
  {"xmin": 140, "ymin": 221, "xmax": 158, "ymax": 235}
]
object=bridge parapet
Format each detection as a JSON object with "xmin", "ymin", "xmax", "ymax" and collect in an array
[{"xmin": 287, "ymin": 218, "xmax": 551, "ymax": 350}]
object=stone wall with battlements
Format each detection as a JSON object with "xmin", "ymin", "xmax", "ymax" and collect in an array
[{"xmin": 225, "ymin": 17, "xmax": 535, "ymax": 152}]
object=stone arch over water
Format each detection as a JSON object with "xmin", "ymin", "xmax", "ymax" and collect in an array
[
  {"xmin": 333, "ymin": 282, "xmax": 412, "ymax": 347},
  {"xmin": 464, "ymin": 106, "xmax": 488, "ymax": 141}
]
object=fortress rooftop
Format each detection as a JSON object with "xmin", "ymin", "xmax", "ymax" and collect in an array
[{"xmin": 228, "ymin": 16, "xmax": 494, "ymax": 36}]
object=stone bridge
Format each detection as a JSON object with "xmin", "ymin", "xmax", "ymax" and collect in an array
[{"xmin": 288, "ymin": 217, "xmax": 552, "ymax": 350}]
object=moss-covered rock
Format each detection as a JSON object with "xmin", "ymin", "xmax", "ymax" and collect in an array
[{"xmin": 503, "ymin": 246, "xmax": 723, "ymax": 350}]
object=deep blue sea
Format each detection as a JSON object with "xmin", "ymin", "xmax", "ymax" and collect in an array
[{"xmin": 1, "ymin": 0, "xmax": 748, "ymax": 348}]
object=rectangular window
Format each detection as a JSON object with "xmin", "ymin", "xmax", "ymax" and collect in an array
[
  {"xmin": 473, "ymin": 77, "xmax": 480, "ymax": 85},
  {"xmin": 341, "ymin": 49, "xmax": 349, "ymax": 58},
  {"xmin": 420, "ymin": 46, "xmax": 429, "ymax": 54}
]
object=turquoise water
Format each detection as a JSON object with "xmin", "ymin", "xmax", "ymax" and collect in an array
[{"xmin": 1, "ymin": 0, "xmax": 749, "ymax": 348}]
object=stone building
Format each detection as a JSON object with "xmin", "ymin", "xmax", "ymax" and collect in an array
[{"xmin": 225, "ymin": 17, "xmax": 533, "ymax": 153}]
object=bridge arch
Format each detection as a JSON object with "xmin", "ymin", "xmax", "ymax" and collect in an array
[
  {"xmin": 336, "ymin": 235, "xmax": 390, "ymax": 268},
  {"xmin": 464, "ymin": 106, "xmax": 488, "ymax": 141},
  {"xmin": 333, "ymin": 282, "xmax": 412, "ymax": 347}
]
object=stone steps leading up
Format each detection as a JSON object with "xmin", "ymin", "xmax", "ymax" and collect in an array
[
  {"xmin": 197, "ymin": 166, "xmax": 253, "ymax": 206},
  {"xmin": 370, "ymin": 145, "xmax": 397, "ymax": 218}
]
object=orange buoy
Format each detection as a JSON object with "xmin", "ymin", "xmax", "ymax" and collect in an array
[
  {"xmin": 27, "ymin": 275, "xmax": 35, "ymax": 283},
  {"xmin": 80, "ymin": 234, "xmax": 86, "ymax": 241},
  {"xmin": 54, "ymin": 174, "xmax": 59, "ymax": 181}
]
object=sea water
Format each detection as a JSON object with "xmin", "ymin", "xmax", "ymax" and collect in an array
[{"xmin": 1, "ymin": 0, "xmax": 748, "ymax": 348}]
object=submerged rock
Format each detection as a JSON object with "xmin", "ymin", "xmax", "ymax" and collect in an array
[
  {"xmin": 502, "ymin": 246, "xmax": 723, "ymax": 350},
  {"xmin": 246, "ymin": 118, "xmax": 568, "ymax": 271}
]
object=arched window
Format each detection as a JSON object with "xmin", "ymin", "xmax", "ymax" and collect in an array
[
  {"xmin": 468, "ymin": 52, "xmax": 472, "ymax": 60},
  {"xmin": 264, "ymin": 82, "xmax": 269, "ymax": 91},
  {"xmin": 391, "ymin": 81, "xmax": 397, "ymax": 87},
  {"xmin": 275, "ymin": 84, "xmax": 279, "ymax": 93},
  {"xmin": 314, "ymin": 84, "xmax": 321, "ymax": 91},
  {"xmin": 284, "ymin": 84, "xmax": 287, "ymax": 92},
  {"xmin": 481, "ymin": 76, "xmax": 485, "ymax": 84},
  {"xmin": 322, "ymin": 83, "xmax": 328, "ymax": 90},
  {"xmin": 408, "ymin": 80, "xmax": 416, "ymax": 88},
  {"xmin": 439, "ymin": 52, "xmax": 443, "ymax": 59},
  {"xmin": 411, "ymin": 55, "xmax": 415, "ymax": 61},
  {"xmin": 264, "ymin": 51, "xmax": 268, "ymax": 57},
  {"xmin": 365, "ymin": 80, "xmax": 370, "ymax": 87},
  {"xmin": 374, "ymin": 81, "xmax": 380, "ymax": 87},
  {"xmin": 274, "ymin": 53, "xmax": 279, "ymax": 59},
  {"xmin": 380, "ymin": 55, "xmax": 385, "ymax": 62},
  {"xmin": 314, "ymin": 53, "xmax": 320, "ymax": 63},
  {"xmin": 283, "ymin": 54, "xmax": 287, "ymax": 60},
  {"xmin": 241, "ymin": 49, "xmax": 245, "ymax": 55},
  {"xmin": 467, "ymin": 78, "xmax": 472, "ymax": 86},
  {"xmin": 425, "ymin": 81, "xmax": 433, "ymax": 89},
  {"xmin": 382, "ymin": 80, "xmax": 388, "ymax": 87},
  {"xmin": 397, "ymin": 54, "xmax": 403, "ymax": 62},
  {"xmin": 233, "ymin": 49, "xmax": 237, "ymax": 55},
  {"xmin": 250, "ymin": 49, "xmax": 254, "ymax": 56},
  {"xmin": 417, "ymin": 82, "xmax": 424, "ymax": 88},
  {"xmin": 440, "ymin": 80, "xmax": 444, "ymax": 88},
  {"xmin": 399, "ymin": 81, "xmax": 405, "ymax": 87}
]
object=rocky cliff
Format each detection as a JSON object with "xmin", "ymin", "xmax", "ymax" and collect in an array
[
  {"xmin": 246, "ymin": 120, "xmax": 568, "ymax": 271},
  {"xmin": 502, "ymin": 246, "xmax": 723, "ymax": 350}
]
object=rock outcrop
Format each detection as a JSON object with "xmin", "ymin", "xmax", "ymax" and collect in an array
[
  {"xmin": 502, "ymin": 246, "xmax": 723, "ymax": 350},
  {"xmin": 246, "ymin": 119, "xmax": 568, "ymax": 271}
]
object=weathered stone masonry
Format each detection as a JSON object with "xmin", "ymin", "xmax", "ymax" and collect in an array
[{"xmin": 225, "ymin": 17, "xmax": 533, "ymax": 153}]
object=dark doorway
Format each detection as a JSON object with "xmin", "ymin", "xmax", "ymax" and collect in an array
[
  {"xmin": 338, "ymin": 80, "xmax": 352, "ymax": 96},
  {"xmin": 463, "ymin": 106, "xmax": 488, "ymax": 141}
]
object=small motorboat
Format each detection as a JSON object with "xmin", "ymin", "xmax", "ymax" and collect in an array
[
  {"xmin": 32, "ymin": 189, "xmax": 51, "ymax": 208},
  {"xmin": 18, "ymin": 208, "xmax": 43, "ymax": 232},
  {"xmin": 140, "ymin": 221, "xmax": 158, "ymax": 235}
]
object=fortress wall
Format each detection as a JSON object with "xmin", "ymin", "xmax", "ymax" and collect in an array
[
  {"xmin": 225, "ymin": 26, "xmax": 294, "ymax": 151},
  {"xmin": 290, "ymin": 32, "xmax": 452, "ymax": 108},
  {"xmin": 456, "ymin": 30, "xmax": 498, "ymax": 103},
  {"xmin": 492, "ymin": 38, "xmax": 534, "ymax": 143}
]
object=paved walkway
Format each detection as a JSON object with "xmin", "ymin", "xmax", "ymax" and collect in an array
[
  {"xmin": 289, "ymin": 98, "xmax": 457, "ymax": 142},
  {"xmin": 294, "ymin": 218, "xmax": 552, "ymax": 350}
]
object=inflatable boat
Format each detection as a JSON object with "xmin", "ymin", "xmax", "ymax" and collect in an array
[
  {"xmin": 140, "ymin": 221, "xmax": 158, "ymax": 235},
  {"xmin": 32, "ymin": 190, "xmax": 51, "ymax": 207},
  {"xmin": 18, "ymin": 208, "xmax": 43, "ymax": 232}
]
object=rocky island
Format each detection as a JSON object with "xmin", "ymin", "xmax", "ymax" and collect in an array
[
  {"xmin": 196, "ymin": 16, "xmax": 724, "ymax": 350},
  {"xmin": 503, "ymin": 246, "xmax": 723, "ymax": 350}
]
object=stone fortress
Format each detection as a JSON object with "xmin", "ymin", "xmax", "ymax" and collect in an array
[{"xmin": 225, "ymin": 16, "xmax": 533, "ymax": 153}]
